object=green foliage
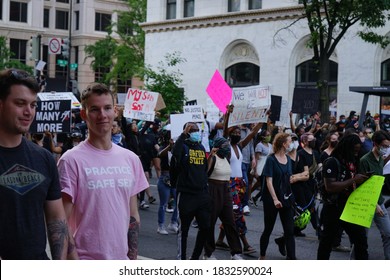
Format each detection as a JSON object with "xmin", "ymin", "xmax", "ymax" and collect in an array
[
  {"xmin": 0, "ymin": 36, "xmax": 33, "ymax": 74},
  {"xmin": 142, "ymin": 52, "xmax": 187, "ymax": 115}
]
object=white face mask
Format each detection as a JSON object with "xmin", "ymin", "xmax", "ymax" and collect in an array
[
  {"xmin": 292, "ymin": 141, "xmax": 299, "ymax": 150},
  {"xmin": 286, "ymin": 142, "xmax": 294, "ymax": 153},
  {"xmin": 379, "ymin": 146, "xmax": 389, "ymax": 157}
]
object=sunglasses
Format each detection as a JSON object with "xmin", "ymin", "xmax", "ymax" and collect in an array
[{"xmin": 10, "ymin": 70, "xmax": 32, "ymax": 80}]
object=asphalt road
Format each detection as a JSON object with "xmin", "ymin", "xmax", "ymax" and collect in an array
[{"xmin": 138, "ymin": 178, "xmax": 386, "ymax": 260}]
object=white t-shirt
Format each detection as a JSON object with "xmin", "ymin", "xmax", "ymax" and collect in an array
[{"xmin": 58, "ymin": 140, "xmax": 148, "ymax": 260}]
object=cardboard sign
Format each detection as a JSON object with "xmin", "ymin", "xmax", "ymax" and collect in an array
[
  {"xmin": 228, "ymin": 85, "xmax": 271, "ymax": 127},
  {"xmin": 155, "ymin": 94, "xmax": 166, "ymax": 111},
  {"xmin": 170, "ymin": 113, "xmax": 193, "ymax": 140},
  {"xmin": 206, "ymin": 69, "xmax": 232, "ymax": 114},
  {"xmin": 38, "ymin": 92, "xmax": 80, "ymax": 109},
  {"xmin": 291, "ymin": 87, "xmax": 320, "ymax": 114},
  {"xmin": 124, "ymin": 88, "xmax": 159, "ymax": 122},
  {"xmin": 183, "ymin": 105, "xmax": 204, "ymax": 122},
  {"xmin": 270, "ymin": 95, "xmax": 282, "ymax": 122},
  {"xmin": 30, "ymin": 100, "xmax": 72, "ymax": 133},
  {"xmin": 340, "ymin": 175, "xmax": 384, "ymax": 228}
]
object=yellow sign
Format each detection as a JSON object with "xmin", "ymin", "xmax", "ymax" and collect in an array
[{"xmin": 340, "ymin": 175, "xmax": 384, "ymax": 228}]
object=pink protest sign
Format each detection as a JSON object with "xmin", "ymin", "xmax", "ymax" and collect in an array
[{"xmin": 206, "ymin": 70, "xmax": 232, "ymax": 113}]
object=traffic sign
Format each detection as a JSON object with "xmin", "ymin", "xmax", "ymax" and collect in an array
[
  {"xmin": 57, "ymin": 59, "xmax": 68, "ymax": 67},
  {"xmin": 48, "ymin": 38, "xmax": 61, "ymax": 55},
  {"xmin": 70, "ymin": 63, "xmax": 78, "ymax": 70}
]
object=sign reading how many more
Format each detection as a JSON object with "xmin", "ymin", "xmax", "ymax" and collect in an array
[
  {"xmin": 30, "ymin": 100, "xmax": 72, "ymax": 133},
  {"xmin": 228, "ymin": 85, "xmax": 271, "ymax": 127},
  {"xmin": 124, "ymin": 88, "xmax": 159, "ymax": 122}
]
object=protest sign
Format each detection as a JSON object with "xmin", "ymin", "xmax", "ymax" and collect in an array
[
  {"xmin": 38, "ymin": 92, "xmax": 80, "ymax": 109},
  {"xmin": 30, "ymin": 100, "xmax": 72, "ymax": 133},
  {"xmin": 170, "ymin": 113, "xmax": 193, "ymax": 140},
  {"xmin": 340, "ymin": 175, "xmax": 384, "ymax": 228},
  {"xmin": 291, "ymin": 87, "xmax": 319, "ymax": 114},
  {"xmin": 275, "ymin": 99, "xmax": 290, "ymax": 128},
  {"xmin": 124, "ymin": 88, "xmax": 159, "ymax": 122},
  {"xmin": 206, "ymin": 70, "xmax": 232, "ymax": 114},
  {"xmin": 228, "ymin": 85, "xmax": 271, "ymax": 127},
  {"xmin": 155, "ymin": 94, "xmax": 166, "ymax": 111},
  {"xmin": 206, "ymin": 97, "xmax": 221, "ymax": 123},
  {"xmin": 270, "ymin": 95, "xmax": 282, "ymax": 123},
  {"xmin": 185, "ymin": 100, "xmax": 197, "ymax": 106},
  {"xmin": 183, "ymin": 105, "xmax": 204, "ymax": 122}
]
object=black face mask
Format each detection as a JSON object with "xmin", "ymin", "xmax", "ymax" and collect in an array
[
  {"xmin": 330, "ymin": 141, "xmax": 338, "ymax": 148},
  {"xmin": 230, "ymin": 135, "xmax": 241, "ymax": 145},
  {"xmin": 308, "ymin": 140, "xmax": 316, "ymax": 149}
]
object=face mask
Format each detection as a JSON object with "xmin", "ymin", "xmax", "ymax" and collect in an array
[
  {"xmin": 286, "ymin": 143, "xmax": 294, "ymax": 153},
  {"xmin": 360, "ymin": 137, "xmax": 365, "ymax": 143},
  {"xmin": 230, "ymin": 135, "xmax": 241, "ymax": 145},
  {"xmin": 292, "ymin": 140, "xmax": 299, "ymax": 150},
  {"xmin": 217, "ymin": 147, "xmax": 231, "ymax": 158},
  {"xmin": 341, "ymin": 119, "xmax": 346, "ymax": 123},
  {"xmin": 329, "ymin": 141, "xmax": 338, "ymax": 148},
  {"xmin": 379, "ymin": 146, "xmax": 388, "ymax": 156},
  {"xmin": 264, "ymin": 136, "xmax": 271, "ymax": 143},
  {"xmin": 189, "ymin": 131, "xmax": 201, "ymax": 142},
  {"xmin": 308, "ymin": 140, "xmax": 316, "ymax": 149},
  {"xmin": 112, "ymin": 133, "xmax": 122, "ymax": 144},
  {"xmin": 367, "ymin": 133, "xmax": 373, "ymax": 139}
]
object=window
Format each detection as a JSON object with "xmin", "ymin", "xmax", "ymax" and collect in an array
[
  {"xmin": 184, "ymin": 0, "xmax": 194, "ymax": 18},
  {"xmin": 117, "ymin": 78, "xmax": 132, "ymax": 93},
  {"xmin": 56, "ymin": 10, "xmax": 69, "ymax": 30},
  {"xmin": 94, "ymin": 67, "xmax": 110, "ymax": 82},
  {"xmin": 75, "ymin": 10, "xmax": 79, "ymax": 30},
  {"xmin": 249, "ymin": 0, "xmax": 262, "ymax": 10},
  {"xmin": 225, "ymin": 63, "xmax": 260, "ymax": 87},
  {"xmin": 295, "ymin": 60, "xmax": 338, "ymax": 84},
  {"xmin": 10, "ymin": 1, "xmax": 28, "ymax": 22},
  {"xmin": 166, "ymin": 0, "xmax": 176, "ymax": 19},
  {"xmin": 0, "ymin": 0, "xmax": 3, "ymax": 20},
  {"xmin": 56, "ymin": 0, "xmax": 69, "ymax": 3},
  {"xmin": 228, "ymin": 0, "xmax": 240, "ymax": 12},
  {"xmin": 44, "ymin": 8, "xmax": 50, "ymax": 28},
  {"xmin": 95, "ymin": 12, "xmax": 111, "ymax": 32},
  {"xmin": 10, "ymin": 38, "xmax": 27, "ymax": 64},
  {"xmin": 381, "ymin": 59, "xmax": 390, "ymax": 118}
]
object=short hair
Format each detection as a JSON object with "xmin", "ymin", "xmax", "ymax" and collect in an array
[
  {"xmin": 372, "ymin": 130, "xmax": 390, "ymax": 145},
  {"xmin": 273, "ymin": 132, "xmax": 290, "ymax": 154},
  {"xmin": 0, "ymin": 69, "xmax": 39, "ymax": 100},
  {"xmin": 80, "ymin": 83, "xmax": 113, "ymax": 108}
]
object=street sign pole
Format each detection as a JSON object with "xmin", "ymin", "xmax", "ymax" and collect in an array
[{"xmin": 66, "ymin": 0, "xmax": 73, "ymax": 91}]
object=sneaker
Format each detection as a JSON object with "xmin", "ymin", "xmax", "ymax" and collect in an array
[
  {"xmin": 243, "ymin": 205, "xmax": 250, "ymax": 216},
  {"xmin": 215, "ymin": 241, "xmax": 230, "ymax": 251},
  {"xmin": 167, "ymin": 222, "xmax": 179, "ymax": 233},
  {"xmin": 157, "ymin": 226, "xmax": 168, "ymax": 235},
  {"xmin": 251, "ymin": 196, "xmax": 258, "ymax": 207},
  {"xmin": 203, "ymin": 254, "xmax": 217, "ymax": 260},
  {"xmin": 274, "ymin": 237, "xmax": 286, "ymax": 256},
  {"xmin": 294, "ymin": 231, "xmax": 306, "ymax": 237},
  {"xmin": 139, "ymin": 201, "xmax": 149, "ymax": 209},
  {"xmin": 231, "ymin": 254, "xmax": 244, "ymax": 260},
  {"xmin": 243, "ymin": 246, "xmax": 256, "ymax": 255},
  {"xmin": 148, "ymin": 196, "xmax": 156, "ymax": 204},
  {"xmin": 191, "ymin": 220, "xmax": 198, "ymax": 228},
  {"xmin": 332, "ymin": 245, "xmax": 351, "ymax": 252},
  {"xmin": 165, "ymin": 207, "xmax": 174, "ymax": 213}
]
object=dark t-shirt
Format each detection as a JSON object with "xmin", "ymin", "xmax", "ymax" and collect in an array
[{"xmin": 0, "ymin": 138, "xmax": 61, "ymax": 259}]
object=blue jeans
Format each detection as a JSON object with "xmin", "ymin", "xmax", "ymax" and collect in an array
[
  {"xmin": 373, "ymin": 203, "xmax": 390, "ymax": 259},
  {"xmin": 157, "ymin": 174, "xmax": 178, "ymax": 226}
]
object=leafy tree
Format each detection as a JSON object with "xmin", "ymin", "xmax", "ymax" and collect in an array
[
  {"xmin": 143, "ymin": 52, "xmax": 187, "ymax": 116},
  {"xmin": 0, "ymin": 36, "xmax": 33, "ymax": 73},
  {"xmin": 280, "ymin": 1, "xmax": 390, "ymax": 121}
]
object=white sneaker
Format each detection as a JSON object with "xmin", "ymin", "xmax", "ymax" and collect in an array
[
  {"xmin": 167, "ymin": 222, "xmax": 178, "ymax": 233},
  {"xmin": 243, "ymin": 205, "xmax": 250, "ymax": 215},
  {"xmin": 140, "ymin": 201, "xmax": 149, "ymax": 209},
  {"xmin": 231, "ymin": 254, "xmax": 244, "ymax": 260},
  {"xmin": 157, "ymin": 226, "xmax": 168, "ymax": 235},
  {"xmin": 203, "ymin": 254, "xmax": 217, "ymax": 260},
  {"xmin": 165, "ymin": 207, "xmax": 174, "ymax": 213}
]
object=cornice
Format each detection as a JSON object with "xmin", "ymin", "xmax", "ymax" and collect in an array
[{"xmin": 140, "ymin": 6, "xmax": 305, "ymax": 33}]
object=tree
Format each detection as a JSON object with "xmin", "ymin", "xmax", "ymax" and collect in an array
[
  {"xmin": 0, "ymin": 36, "xmax": 33, "ymax": 73},
  {"xmin": 143, "ymin": 52, "xmax": 187, "ymax": 116},
  {"xmin": 282, "ymin": 0, "xmax": 390, "ymax": 122}
]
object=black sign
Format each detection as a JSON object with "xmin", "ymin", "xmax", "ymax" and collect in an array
[
  {"xmin": 30, "ymin": 100, "xmax": 72, "ymax": 133},
  {"xmin": 270, "ymin": 95, "xmax": 282, "ymax": 122},
  {"xmin": 185, "ymin": 99, "xmax": 197, "ymax": 106},
  {"xmin": 291, "ymin": 87, "xmax": 320, "ymax": 114}
]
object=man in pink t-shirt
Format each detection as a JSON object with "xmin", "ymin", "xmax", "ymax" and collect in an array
[{"xmin": 58, "ymin": 83, "xmax": 148, "ymax": 260}]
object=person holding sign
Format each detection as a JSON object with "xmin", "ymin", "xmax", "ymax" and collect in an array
[
  {"xmin": 58, "ymin": 83, "xmax": 148, "ymax": 259},
  {"xmin": 317, "ymin": 134, "xmax": 369, "ymax": 260},
  {"xmin": 0, "ymin": 69, "xmax": 75, "ymax": 259},
  {"xmin": 359, "ymin": 130, "xmax": 390, "ymax": 260}
]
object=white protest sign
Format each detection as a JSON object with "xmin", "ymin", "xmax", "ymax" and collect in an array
[
  {"xmin": 35, "ymin": 60, "xmax": 46, "ymax": 72},
  {"xmin": 124, "ymin": 88, "xmax": 159, "ymax": 122},
  {"xmin": 275, "ymin": 99, "xmax": 290, "ymax": 128},
  {"xmin": 206, "ymin": 97, "xmax": 221, "ymax": 122},
  {"xmin": 170, "ymin": 114, "xmax": 193, "ymax": 140},
  {"xmin": 38, "ymin": 92, "xmax": 81, "ymax": 109},
  {"xmin": 228, "ymin": 85, "xmax": 271, "ymax": 127},
  {"xmin": 183, "ymin": 105, "xmax": 204, "ymax": 122}
]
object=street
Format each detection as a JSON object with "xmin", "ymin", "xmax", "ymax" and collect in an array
[{"xmin": 138, "ymin": 176, "xmax": 386, "ymax": 260}]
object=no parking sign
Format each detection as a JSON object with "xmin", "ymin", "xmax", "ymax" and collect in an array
[{"xmin": 48, "ymin": 38, "xmax": 61, "ymax": 54}]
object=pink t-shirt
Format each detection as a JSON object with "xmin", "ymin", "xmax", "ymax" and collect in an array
[{"xmin": 57, "ymin": 140, "xmax": 148, "ymax": 260}]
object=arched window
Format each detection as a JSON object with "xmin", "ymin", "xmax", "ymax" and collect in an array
[
  {"xmin": 225, "ymin": 62, "xmax": 259, "ymax": 88},
  {"xmin": 381, "ymin": 59, "xmax": 390, "ymax": 86}
]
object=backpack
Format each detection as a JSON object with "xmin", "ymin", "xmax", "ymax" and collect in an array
[{"xmin": 315, "ymin": 157, "xmax": 341, "ymax": 204}]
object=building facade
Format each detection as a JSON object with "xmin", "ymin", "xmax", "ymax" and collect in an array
[
  {"xmin": 142, "ymin": 0, "xmax": 390, "ymax": 121},
  {"xmin": 0, "ymin": 0, "xmax": 135, "ymax": 94}
]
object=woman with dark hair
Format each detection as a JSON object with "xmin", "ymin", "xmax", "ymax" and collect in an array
[
  {"xmin": 317, "ymin": 134, "xmax": 369, "ymax": 259},
  {"xmin": 260, "ymin": 132, "xmax": 296, "ymax": 260}
]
